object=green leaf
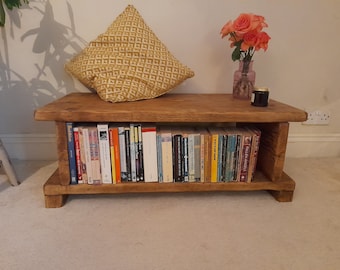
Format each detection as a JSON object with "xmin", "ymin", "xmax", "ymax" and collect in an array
[
  {"xmin": 0, "ymin": 0, "xmax": 5, "ymax": 26},
  {"xmin": 231, "ymin": 42, "xmax": 242, "ymax": 61},
  {"xmin": 0, "ymin": 0, "xmax": 29, "ymax": 26},
  {"xmin": 4, "ymin": 0, "xmax": 22, "ymax": 10}
]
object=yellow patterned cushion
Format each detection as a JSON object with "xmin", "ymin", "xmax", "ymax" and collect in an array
[{"xmin": 65, "ymin": 5, "xmax": 194, "ymax": 102}]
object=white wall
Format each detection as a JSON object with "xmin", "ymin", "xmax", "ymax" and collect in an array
[{"xmin": 1, "ymin": 0, "xmax": 340, "ymax": 160}]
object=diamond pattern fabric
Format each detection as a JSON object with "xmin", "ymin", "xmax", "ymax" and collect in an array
[{"xmin": 65, "ymin": 5, "xmax": 194, "ymax": 102}]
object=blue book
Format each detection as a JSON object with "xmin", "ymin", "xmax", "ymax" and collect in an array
[{"xmin": 66, "ymin": 122, "xmax": 77, "ymax": 184}]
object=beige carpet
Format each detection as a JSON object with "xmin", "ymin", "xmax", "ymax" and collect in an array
[{"xmin": 0, "ymin": 158, "xmax": 340, "ymax": 270}]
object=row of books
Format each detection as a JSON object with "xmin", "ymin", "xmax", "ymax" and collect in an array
[{"xmin": 66, "ymin": 123, "xmax": 261, "ymax": 184}]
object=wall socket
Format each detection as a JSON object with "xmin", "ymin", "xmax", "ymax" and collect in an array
[{"xmin": 303, "ymin": 110, "xmax": 331, "ymax": 125}]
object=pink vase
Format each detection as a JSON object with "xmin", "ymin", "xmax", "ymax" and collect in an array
[{"xmin": 233, "ymin": 60, "xmax": 256, "ymax": 99}]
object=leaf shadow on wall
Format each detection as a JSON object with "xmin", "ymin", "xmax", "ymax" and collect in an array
[{"xmin": 0, "ymin": 0, "xmax": 87, "ymax": 133}]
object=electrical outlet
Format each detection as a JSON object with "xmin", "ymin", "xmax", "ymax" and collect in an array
[{"xmin": 303, "ymin": 110, "xmax": 331, "ymax": 125}]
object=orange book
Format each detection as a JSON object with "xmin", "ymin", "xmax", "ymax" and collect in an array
[{"xmin": 109, "ymin": 127, "xmax": 121, "ymax": 183}]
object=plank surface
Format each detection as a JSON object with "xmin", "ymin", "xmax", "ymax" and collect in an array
[
  {"xmin": 34, "ymin": 93, "xmax": 307, "ymax": 123},
  {"xmin": 44, "ymin": 169, "xmax": 295, "ymax": 196}
]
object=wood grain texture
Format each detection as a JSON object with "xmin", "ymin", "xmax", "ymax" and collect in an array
[
  {"xmin": 56, "ymin": 121, "xmax": 70, "ymax": 185},
  {"xmin": 34, "ymin": 93, "xmax": 307, "ymax": 123},
  {"xmin": 44, "ymin": 169, "xmax": 294, "ymax": 196},
  {"xmin": 36, "ymin": 93, "xmax": 307, "ymax": 207},
  {"xmin": 256, "ymin": 123, "xmax": 289, "ymax": 181}
]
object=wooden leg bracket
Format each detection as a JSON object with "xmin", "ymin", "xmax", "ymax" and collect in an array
[
  {"xmin": 268, "ymin": 190, "xmax": 294, "ymax": 202},
  {"xmin": 44, "ymin": 194, "xmax": 68, "ymax": 208}
]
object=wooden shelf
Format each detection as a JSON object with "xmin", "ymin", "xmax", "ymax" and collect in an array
[{"xmin": 35, "ymin": 93, "xmax": 307, "ymax": 208}]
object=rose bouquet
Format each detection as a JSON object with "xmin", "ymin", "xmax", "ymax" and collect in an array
[{"xmin": 220, "ymin": 13, "xmax": 270, "ymax": 62}]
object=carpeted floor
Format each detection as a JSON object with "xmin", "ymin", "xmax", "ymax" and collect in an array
[{"xmin": 0, "ymin": 158, "xmax": 340, "ymax": 270}]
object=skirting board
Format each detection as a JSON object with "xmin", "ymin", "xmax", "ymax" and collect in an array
[{"xmin": 0, "ymin": 133, "xmax": 339, "ymax": 160}]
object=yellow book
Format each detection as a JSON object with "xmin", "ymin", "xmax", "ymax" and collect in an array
[{"xmin": 210, "ymin": 132, "xmax": 219, "ymax": 183}]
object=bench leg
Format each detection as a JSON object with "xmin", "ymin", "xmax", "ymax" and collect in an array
[{"xmin": 0, "ymin": 140, "xmax": 19, "ymax": 186}]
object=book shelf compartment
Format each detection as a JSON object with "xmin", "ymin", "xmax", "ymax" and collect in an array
[{"xmin": 35, "ymin": 93, "xmax": 307, "ymax": 208}]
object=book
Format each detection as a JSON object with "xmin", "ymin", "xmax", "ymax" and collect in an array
[
  {"xmin": 156, "ymin": 131, "xmax": 163, "ymax": 182},
  {"xmin": 247, "ymin": 127, "xmax": 261, "ymax": 182},
  {"xmin": 232, "ymin": 133, "xmax": 242, "ymax": 181},
  {"xmin": 188, "ymin": 133, "xmax": 195, "ymax": 182},
  {"xmin": 158, "ymin": 127, "xmax": 173, "ymax": 183},
  {"xmin": 88, "ymin": 126, "xmax": 102, "ymax": 184},
  {"xmin": 109, "ymin": 126, "xmax": 121, "ymax": 183},
  {"xmin": 137, "ymin": 124, "xmax": 144, "ymax": 182},
  {"xmin": 66, "ymin": 122, "xmax": 77, "ymax": 184},
  {"xmin": 172, "ymin": 133, "xmax": 184, "ymax": 182},
  {"xmin": 118, "ymin": 126, "xmax": 129, "ymax": 182},
  {"xmin": 224, "ymin": 131, "xmax": 237, "ymax": 182},
  {"xmin": 209, "ymin": 128, "xmax": 221, "ymax": 183},
  {"xmin": 193, "ymin": 133, "xmax": 201, "ymax": 182},
  {"xmin": 238, "ymin": 130, "xmax": 253, "ymax": 182},
  {"xmin": 77, "ymin": 126, "xmax": 88, "ymax": 184},
  {"xmin": 197, "ymin": 127, "xmax": 211, "ymax": 182},
  {"xmin": 81, "ymin": 127, "xmax": 93, "ymax": 184},
  {"xmin": 97, "ymin": 123, "xmax": 112, "ymax": 184},
  {"xmin": 141, "ymin": 126, "xmax": 158, "ymax": 182},
  {"xmin": 124, "ymin": 127, "xmax": 132, "ymax": 181},
  {"xmin": 181, "ymin": 131, "xmax": 189, "ymax": 182},
  {"xmin": 73, "ymin": 127, "xmax": 83, "ymax": 184},
  {"xmin": 202, "ymin": 128, "xmax": 211, "ymax": 182},
  {"xmin": 129, "ymin": 124, "xmax": 137, "ymax": 182}
]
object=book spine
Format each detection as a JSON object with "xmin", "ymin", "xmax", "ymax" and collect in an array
[
  {"xmin": 239, "ymin": 132, "xmax": 252, "ymax": 182},
  {"xmin": 247, "ymin": 128, "xmax": 261, "ymax": 182},
  {"xmin": 161, "ymin": 131, "xmax": 173, "ymax": 183},
  {"xmin": 66, "ymin": 122, "xmax": 77, "ymax": 185},
  {"xmin": 217, "ymin": 133, "xmax": 224, "ymax": 182},
  {"xmin": 210, "ymin": 133, "xmax": 219, "ymax": 183},
  {"xmin": 225, "ymin": 133, "xmax": 235, "ymax": 182},
  {"xmin": 194, "ymin": 134, "xmax": 201, "ymax": 182},
  {"xmin": 233, "ymin": 134, "xmax": 242, "ymax": 181},
  {"xmin": 156, "ymin": 131, "xmax": 163, "ymax": 182},
  {"xmin": 137, "ymin": 124, "xmax": 144, "ymax": 182},
  {"xmin": 200, "ymin": 133, "xmax": 205, "ymax": 182},
  {"xmin": 108, "ymin": 127, "xmax": 117, "ymax": 184},
  {"xmin": 124, "ymin": 128, "xmax": 132, "ymax": 181},
  {"xmin": 204, "ymin": 130, "xmax": 211, "ymax": 182},
  {"xmin": 89, "ymin": 127, "xmax": 101, "ymax": 184},
  {"xmin": 129, "ymin": 124, "xmax": 137, "ymax": 182},
  {"xmin": 78, "ymin": 127, "xmax": 88, "ymax": 184},
  {"xmin": 118, "ymin": 127, "xmax": 128, "ymax": 182},
  {"xmin": 142, "ymin": 126, "xmax": 158, "ymax": 182},
  {"xmin": 182, "ymin": 134, "xmax": 189, "ymax": 182},
  {"xmin": 73, "ymin": 127, "xmax": 83, "ymax": 184},
  {"xmin": 221, "ymin": 134, "xmax": 228, "ymax": 182},
  {"xmin": 97, "ymin": 124, "xmax": 112, "ymax": 184},
  {"xmin": 110, "ymin": 127, "xmax": 121, "ymax": 183},
  {"xmin": 188, "ymin": 134, "xmax": 195, "ymax": 182},
  {"xmin": 82, "ymin": 127, "xmax": 93, "ymax": 184},
  {"xmin": 173, "ymin": 134, "xmax": 183, "ymax": 182}
]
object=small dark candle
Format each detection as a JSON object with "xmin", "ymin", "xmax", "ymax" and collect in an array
[{"xmin": 251, "ymin": 87, "xmax": 269, "ymax": 107}]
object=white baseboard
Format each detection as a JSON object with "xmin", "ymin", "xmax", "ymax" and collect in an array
[
  {"xmin": 287, "ymin": 133, "xmax": 340, "ymax": 158},
  {"xmin": 1, "ymin": 133, "xmax": 339, "ymax": 160},
  {"xmin": 0, "ymin": 134, "xmax": 57, "ymax": 160}
]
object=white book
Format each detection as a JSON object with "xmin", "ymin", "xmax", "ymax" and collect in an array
[
  {"xmin": 142, "ymin": 126, "xmax": 158, "ymax": 182},
  {"xmin": 97, "ymin": 124, "xmax": 112, "ymax": 184}
]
